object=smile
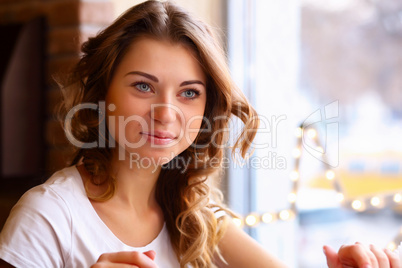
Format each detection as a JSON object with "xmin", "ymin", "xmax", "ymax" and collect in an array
[{"xmin": 140, "ymin": 131, "xmax": 177, "ymax": 145}]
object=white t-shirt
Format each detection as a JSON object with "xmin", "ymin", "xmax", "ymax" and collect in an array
[{"xmin": 0, "ymin": 166, "xmax": 180, "ymax": 268}]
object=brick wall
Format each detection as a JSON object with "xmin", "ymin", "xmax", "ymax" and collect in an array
[{"xmin": 0, "ymin": 0, "xmax": 114, "ymax": 175}]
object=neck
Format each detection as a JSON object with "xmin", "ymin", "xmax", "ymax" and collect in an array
[{"xmin": 110, "ymin": 154, "xmax": 162, "ymax": 213}]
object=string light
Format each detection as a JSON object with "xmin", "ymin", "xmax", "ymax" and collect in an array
[
  {"xmin": 370, "ymin": 196, "xmax": 382, "ymax": 208},
  {"xmin": 292, "ymin": 148, "xmax": 302, "ymax": 158},
  {"xmin": 245, "ymin": 214, "xmax": 259, "ymax": 227},
  {"xmin": 307, "ymin": 129, "xmax": 317, "ymax": 139},
  {"xmin": 262, "ymin": 212, "xmax": 276, "ymax": 224},
  {"xmin": 325, "ymin": 170, "xmax": 335, "ymax": 180},
  {"xmin": 279, "ymin": 209, "xmax": 295, "ymax": 221},
  {"xmin": 292, "ymin": 126, "xmax": 402, "ymax": 214},
  {"xmin": 295, "ymin": 127, "xmax": 302, "ymax": 138},
  {"xmin": 336, "ymin": 193, "xmax": 344, "ymax": 202},
  {"xmin": 387, "ymin": 242, "xmax": 397, "ymax": 251},
  {"xmin": 234, "ymin": 123, "xmax": 402, "ymax": 252},
  {"xmin": 389, "ymin": 227, "xmax": 402, "ymax": 251},
  {"xmin": 279, "ymin": 210, "xmax": 290, "ymax": 220},
  {"xmin": 288, "ymin": 192, "xmax": 297, "ymax": 203},
  {"xmin": 394, "ymin": 193, "xmax": 402, "ymax": 203},
  {"xmin": 351, "ymin": 200, "xmax": 362, "ymax": 210},
  {"xmin": 351, "ymin": 200, "xmax": 366, "ymax": 212},
  {"xmin": 290, "ymin": 170, "xmax": 299, "ymax": 181},
  {"xmin": 289, "ymin": 126, "xmax": 402, "ymax": 248},
  {"xmin": 232, "ymin": 218, "xmax": 243, "ymax": 227}
]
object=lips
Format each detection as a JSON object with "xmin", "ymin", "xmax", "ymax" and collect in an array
[
  {"xmin": 141, "ymin": 130, "xmax": 176, "ymax": 139},
  {"xmin": 140, "ymin": 130, "xmax": 177, "ymax": 145}
]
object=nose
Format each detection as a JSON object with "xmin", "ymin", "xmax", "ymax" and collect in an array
[{"xmin": 151, "ymin": 103, "xmax": 177, "ymax": 124}]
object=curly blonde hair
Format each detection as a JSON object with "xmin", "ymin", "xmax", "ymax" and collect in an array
[{"xmin": 58, "ymin": 1, "xmax": 259, "ymax": 267}]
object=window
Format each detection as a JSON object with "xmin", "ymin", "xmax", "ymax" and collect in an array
[{"xmin": 227, "ymin": 0, "xmax": 402, "ymax": 267}]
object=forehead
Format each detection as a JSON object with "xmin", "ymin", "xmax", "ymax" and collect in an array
[{"xmin": 116, "ymin": 37, "xmax": 206, "ymax": 81}]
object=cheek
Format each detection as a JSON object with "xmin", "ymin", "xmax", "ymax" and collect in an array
[
  {"xmin": 184, "ymin": 114, "xmax": 205, "ymax": 144},
  {"xmin": 106, "ymin": 111, "xmax": 146, "ymax": 145},
  {"xmin": 123, "ymin": 120, "xmax": 144, "ymax": 143},
  {"xmin": 182, "ymin": 101, "xmax": 207, "ymax": 142},
  {"xmin": 105, "ymin": 112, "xmax": 121, "ymax": 144}
]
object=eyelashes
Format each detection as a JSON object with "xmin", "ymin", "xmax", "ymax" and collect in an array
[
  {"xmin": 180, "ymin": 89, "xmax": 201, "ymax": 99},
  {"xmin": 133, "ymin": 82, "xmax": 152, "ymax": 93},
  {"xmin": 131, "ymin": 81, "xmax": 202, "ymax": 100}
]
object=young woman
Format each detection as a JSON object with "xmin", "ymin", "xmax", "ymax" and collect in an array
[
  {"xmin": 0, "ymin": 1, "xmax": 284, "ymax": 267},
  {"xmin": 0, "ymin": 1, "xmax": 399, "ymax": 267}
]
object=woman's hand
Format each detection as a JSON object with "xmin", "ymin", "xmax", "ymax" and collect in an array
[
  {"xmin": 324, "ymin": 242, "xmax": 401, "ymax": 268},
  {"xmin": 91, "ymin": 250, "xmax": 158, "ymax": 268}
]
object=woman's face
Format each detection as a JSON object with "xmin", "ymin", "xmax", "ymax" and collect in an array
[{"xmin": 106, "ymin": 37, "xmax": 207, "ymax": 166}]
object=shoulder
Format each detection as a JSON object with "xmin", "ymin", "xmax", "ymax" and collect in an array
[
  {"xmin": 17, "ymin": 166, "xmax": 83, "ymax": 209},
  {"xmin": 0, "ymin": 166, "xmax": 83, "ymax": 267},
  {"xmin": 2, "ymin": 165, "xmax": 83, "ymax": 229},
  {"xmin": 10, "ymin": 167, "xmax": 80, "ymax": 217},
  {"xmin": 5, "ymin": 165, "xmax": 86, "ymax": 233},
  {"xmin": 43, "ymin": 165, "xmax": 84, "ymax": 197}
]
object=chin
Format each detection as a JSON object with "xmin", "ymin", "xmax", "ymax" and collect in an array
[{"xmin": 126, "ymin": 149, "xmax": 177, "ymax": 166}]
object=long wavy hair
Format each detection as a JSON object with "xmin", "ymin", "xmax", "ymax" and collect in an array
[{"xmin": 58, "ymin": 1, "xmax": 259, "ymax": 267}]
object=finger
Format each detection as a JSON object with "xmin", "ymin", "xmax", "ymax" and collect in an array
[
  {"xmin": 143, "ymin": 250, "xmax": 156, "ymax": 261},
  {"xmin": 338, "ymin": 244, "xmax": 373, "ymax": 268},
  {"xmin": 369, "ymin": 245, "xmax": 389, "ymax": 268},
  {"xmin": 91, "ymin": 263, "xmax": 139, "ymax": 268},
  {"xmin": 97, "ymin": 251, "xmax": 156, "ymax": 268},
  {"xmin": 384, "ymin": 248, "xmax": 401, "ymax": 268},
  {"xmin": 358, "ymin": 243, "xmax": 379, "ymax": 268},
  {"xmin": 323, "ymin": 245, "xmax": 342, "ymax": 268}
]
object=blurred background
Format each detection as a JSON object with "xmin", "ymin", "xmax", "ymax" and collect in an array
[{"xmin": 1, "ymin": 0, "xmax": 402, "ymax": 267}]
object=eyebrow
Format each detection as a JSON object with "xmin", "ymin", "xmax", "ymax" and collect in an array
[
  {"xmin": 125, "ymin": 71, "xmax": 158, "ymax": 82},
  {"xmin": 125, "ymin": 71, "xmax": 205, "ymax": 87},
  {"xmin": 180, "ymin": 80, "xmax": 205, "ymax": 87}
]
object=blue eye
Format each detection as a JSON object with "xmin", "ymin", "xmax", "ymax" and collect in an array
[
  {"xmin": 181, "ymin": 90, "xmax": 199, "ymax": 99},
  {"xmin": 135, "ymin": 83, "xmax": 151, "ymax": 92}
]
